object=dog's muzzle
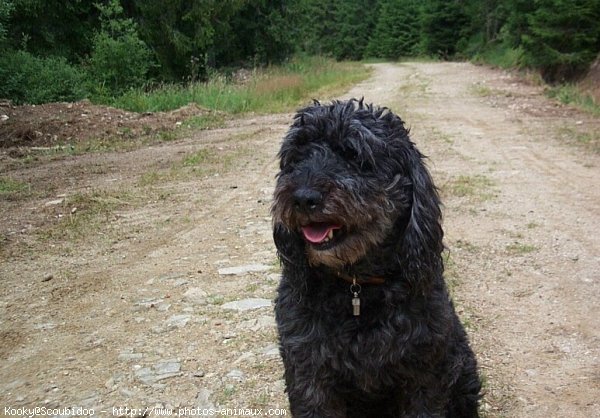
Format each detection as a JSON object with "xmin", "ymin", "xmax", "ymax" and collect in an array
[{"xmin": 292, "ymin": 187, "xmax": 323, "ymax": 213}]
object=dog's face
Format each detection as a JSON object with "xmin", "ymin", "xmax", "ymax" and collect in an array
[{"xmin": 272, "ymin": 100, "xmax": 425, "ymax": 269}]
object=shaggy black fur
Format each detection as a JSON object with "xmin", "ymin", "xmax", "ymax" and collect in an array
[{"xmin": 271, "ymin": 99, "xmax": 481, "ymax": 417}]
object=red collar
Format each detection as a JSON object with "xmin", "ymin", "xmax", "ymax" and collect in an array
[{"xmin": 336, "ymin": 271, "xmax": 386, "ymax": 285}]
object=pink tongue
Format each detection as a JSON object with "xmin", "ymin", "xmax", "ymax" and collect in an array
[{"xmin": 301, "ymin": 223, "xmax": 341, "ymax": 244}]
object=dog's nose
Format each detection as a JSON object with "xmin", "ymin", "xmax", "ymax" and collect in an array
[{"xmin": 293, "ymin": 188, "xmax": 323, "ymax": 212}]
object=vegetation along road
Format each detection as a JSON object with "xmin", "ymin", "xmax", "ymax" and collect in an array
[{"xmin": 1, "ymin": 62, "xmax": 599, "ymax": 417}]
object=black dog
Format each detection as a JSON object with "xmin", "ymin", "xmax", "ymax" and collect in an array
[{"xmin": 271, "ymin": 99, "xmax": 481, "ymax": 417}]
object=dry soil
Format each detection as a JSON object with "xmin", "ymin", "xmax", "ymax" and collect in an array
[{"xmin": 1, "ymin": 62, "xmax": 599, "ymax": 417}]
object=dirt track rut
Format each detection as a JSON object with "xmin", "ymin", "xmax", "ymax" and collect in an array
[{"xmin": 1, "ymin": 62, "xmax": 599, "ymax": 417}]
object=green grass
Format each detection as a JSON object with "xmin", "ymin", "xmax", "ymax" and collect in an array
[
  {"xmin": 38, "ymin": 190, "xmax": 132, "ymax": 242},
  {"xmin": 505, "ymin": 242, "xmax": 537, "ymax": 255},
  {"xmin": 469, "ymin": 83, "xmax": 512, "ymax": 98},
  {"xmin": 103, "ymin": 56, "xmax": 371, "ymax": 114},
  {"xmin": 472, "ymin": 45, "xmax": 523, "ymax": 69},
  {"xmin": 137, "ymin": 143, "xmax": 248, "ymax": 188},
  {"xmin": 547, "ymin": 84, "xmax": 600, "ymax": 116},
  {"xmin": 181, "ymin": 149, "xmax": 211, "ymax": 167},
  {"xmin": 183, "ymin": 112, "xmax": 227, "ymax": 130},
  {"xmin": 444, "ymin": 174, "xmax": 496, "ymax": 201},
  {"xmin": 0, "ymin": 177, "xmax": 31, "ymax": 198},
  {"xmin": 556, "ymin": 125, "xmax": 600, "ymax": 153}
]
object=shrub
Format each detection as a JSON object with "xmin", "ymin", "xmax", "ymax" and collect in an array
[
  {"xmin": 87, "ymin": 32, "xmax": 153, "ymax": 96},
  {"xmin": 0, "ymin": 49, "xmax": 87, "ymax": 104},
  {"xmin": 86, "ymin": 0, "xmax": 153, "ymax": 97}
]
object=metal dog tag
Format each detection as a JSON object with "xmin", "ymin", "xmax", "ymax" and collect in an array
[
  {"xmin": 352, "ymin": 293, "xmax": 360, "ymax": 316},
  {"xmin": 351, "ymin": 278, "xmax": 361, "ymax": 316}
]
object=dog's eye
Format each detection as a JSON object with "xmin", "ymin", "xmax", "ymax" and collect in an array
[{"xmin": 343, "ymin": 148, "xmax": 359, "ymax": 161}]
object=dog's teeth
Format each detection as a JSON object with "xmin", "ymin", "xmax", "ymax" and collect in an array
[{"xmin": 328, "ymin": 230, "xmax": 334, "ymax": 240}]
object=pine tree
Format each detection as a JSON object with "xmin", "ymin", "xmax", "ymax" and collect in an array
[
  {"xmin": 0, "ymin": 0, "xmax": 12, "ymax": 44},
  {"xmin": 224, "ymin": 0, "xmax": 294, "ymax": 66},
  {"xmin": 521, "ymin": 0, "xmax": 600, "ymax": 82},
  {"xmin": 6, "ymin": 0, "xmax": 97, "ymax": 61},
  {"xmin": 419, "ymin": 0, "xmax": 468, "ymax": 58},
  {"xmin": 133, "ymin": 0, "xmax": 246, "ymax": 81},
  {"xmin": 365, "ymin": 0, "xmax": 421, "ymax": 59},
  {"xmin": 330, "ymin": 0, "xmax": 379, "ymax": 60}
]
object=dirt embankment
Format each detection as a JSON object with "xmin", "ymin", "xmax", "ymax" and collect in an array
[
  {"xmin": 0, "ymin": 100, "xmax": 213, "ymax": 150},
  {"xmin": 1, "ymin": 62, "xmax": 599, "ymax": 417}
]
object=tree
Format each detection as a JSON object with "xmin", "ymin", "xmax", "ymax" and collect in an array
[
  {"xmin": 330, "ymin": 0, "xmax": 379, "ymax": 60},
  {"xmin": 0, "ymin": 0, "xmax": 13, "ymax": 43},
  {"xmin": 420, "ymin": 0, "xmax": 468, "ymax": 58},
  {"xmin": 6, "ymin": 0, "xmax": 97, "ymax": 61},
  {"xmin": 220, "ymin": 0, "xmax": 294, "ymax": 66},
  {"xmin": 87, "ymin": 0, "xmax": 153, "ymax": 95},
  {"xmin": 291, "ymin": 0, "xmax": 341, "ymax": 57},
  {"xmin": 520, "ymin": 0, "xmax": 600, "ymax": 82},
  {"xmin": 132, "ymin": 0, "xmax": 246, "ymax": 81},
  {"xmin": 365, "ymin": 0, "xmax": 421, "ymax": 59}
]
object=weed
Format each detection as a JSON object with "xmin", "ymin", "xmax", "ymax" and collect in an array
[
  {"xmin": 454, "ymin": 239, "xmax": 479, "ymax": 253},
  {"xmin": 547, "ymin": 84, "xmax": 600, "ymax": 116},
  {"xmin": 556, "ymin": 125, "xmax": 599, "ymax": 153},
  {"xmin": 251, "ymin": 391, "xmax": 271, "ymax": 407},
  {"xmin": 157, "ymin": 130, "xmax": 177, "ymax": 142},
  {"xmin": 443, "ymin": 252, "xmax": 460, "ymax": 293},
  {"xmin": 38, "ymin": 189, "xmax": 132, "ymax": 242},
  {"xmin": 218, "ymin": 385, "xmax": 237, "ymax": 404},
  {"xmin": 472, "ymin": 45, "xmax": 523, "ymax": 69},
  {"xmin": 444, "ymin": 174, "xmax": 496, "ymax": 201},
  {"xmin": 0, "ymin": 177, "xmax": 30, "ymax": 198},
  {"xmin": 184, "ymin": 112, "xmax": 226, "ymax": 130},
  {"xmin": 245, "ymin": 283, "xmax": 259, "ymax": 293},
  {"xmin": 469, "ymin": 83, "xmax": 511, "ymax": 98},
  {"xmin": 505, "ymin": 242, "xmax": 537, "ymax": 255},
  {"xmin": 209, "ymin": 295, "xmax": 225, "ymax": 305},
  {"xmin": 182, "ymin": 149, "xmax": 211, "ymax": 167},
  {"xmin": 138, "ymin": 171, "xmax": 164, "ymax": 187},
  {"xmin": 104, "ymin": 56, "xmax": 371, "ymax": 114}
]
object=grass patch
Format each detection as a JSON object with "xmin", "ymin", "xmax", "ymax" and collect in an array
[
  {"xmin": 472, "ymin": 45, "xmax": 523, "ymax": 69},
  {"xmin": 182, "ymin": 149, "xmax": 211, "ymax": 167},
  {"xmin": 138, "ymin": 171, "xmax": 165, "ymax": 187},
  {"xmin": 183, "ymin": 112, "xmax": 227, "ymax": 130},
  {"xmin": 0, "ymin": 177, "xmax": 30, "ymax": 198},
  {"xmin": 469, "ymin": 83, "xmax": 512, "ymax": 98},
  {"xmin": 103, "ymin": 56, "xmax": 371, "ymax": 114},
  {"xmin": 454, "ymin": 239, "xmax": 479, "ymax": 253},
  {"xmin": 444, "ymin": 174, "xmax": 496, "ymax": 201},
  {"xmin": 547, "ymin": 84, "xmax": 600, "ymax": 116},
  {"xmin": 443, "ymin": 251, "xmax": 461, "ymax": 293},
  {"xmin": 178, "ymin": 146, "xmax": 242, "ymax": 176},
  {"xmin": 15, "ymin": 128, "xmax": 189, "ymax": 162},
  {"xmin": 38, "ymin": 189, "xmax": 133, "ymax": 242},
  {"xmin": 396, "ymin": 70, "xmax": 429, "ymax": 96},
  {"xmin": 505, "ymin": 242, "xmax": 537, "ymax": 255},
  {"xmin": 137, "ymin": 144, "xmax": 246, "ymax": 189},
  {"xmin": 556, "ymin": 125, "xmax": 600, "ymax": 153}
]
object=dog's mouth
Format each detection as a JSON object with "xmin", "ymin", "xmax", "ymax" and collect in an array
[{"xmin": 300, "ymin": 222, "xmax": 344, "ymax": 249}]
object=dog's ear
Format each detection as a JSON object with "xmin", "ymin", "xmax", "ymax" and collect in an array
[
  {"xmin": 400, "ymin": 146, "xmax": 444, "ymax": 290},
  {"xmin": 273, "ymin": 223, "xmax": 305, "ymax": 266}
]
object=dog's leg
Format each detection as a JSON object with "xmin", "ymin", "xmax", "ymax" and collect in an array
[
  {"xmin": 287, "ymin": 385, "xmax": 347, "ymax": 418},
  {"xmin": 446, "ymin": 361, "xmax": 481, "ymax": 417},
  {"xmin": 284, "ymin": 367, "xmax": 347, "ymax": 418}
]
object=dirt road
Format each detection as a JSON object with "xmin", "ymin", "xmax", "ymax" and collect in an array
[{"xmin": 1, "ymin": 62, "xmax": 599, "ymax": 417}]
